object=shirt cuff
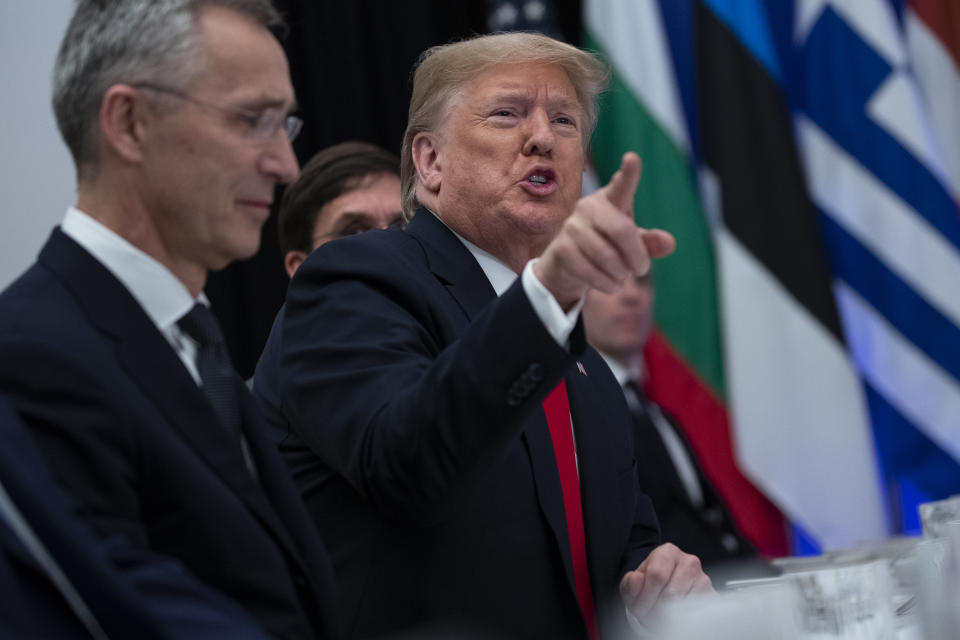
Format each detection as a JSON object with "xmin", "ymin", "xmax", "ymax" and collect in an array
[{"xmin": 521, "ymin": 259, "xmax": 584, "ymax": 349}]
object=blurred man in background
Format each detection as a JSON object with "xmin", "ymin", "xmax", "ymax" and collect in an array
[
  {"xmin": 583, "ymin": 274, "xmax": 758, "ymax": 576},
  {"xmin": 276, "ymin": 141, "xmax": 402, "ymax": 278},
  {"xmin": 253, "ymin": 141, "xmax": 402, "ymax": 433}
]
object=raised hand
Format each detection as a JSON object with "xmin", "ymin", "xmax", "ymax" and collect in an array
[{"xmin": 533, "ymin": 152, "xmax": 676, "ymax": 310}]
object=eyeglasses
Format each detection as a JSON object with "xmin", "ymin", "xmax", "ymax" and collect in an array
[{"xmin": 132, "ymin": 82, "xmax": 303, "ymax": 143}]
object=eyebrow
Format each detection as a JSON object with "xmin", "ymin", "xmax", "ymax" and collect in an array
[
  {"xmin": 334, "ymin": 211, "xmax": 376, "ymax": 226},
  {"xmin": 480, "ymin": 89, "xmax": 580, "ymax": 113},
  {"xmin": 331, "ymin": 210, "xmax": 402, "ymax": 228},
  {"xmin": 313, "ymin": 211, "xmax": 403, "ymax": 242},
  {"xmin": 238, "ymin": 96, "xmax": 299, "ymax": 114}
]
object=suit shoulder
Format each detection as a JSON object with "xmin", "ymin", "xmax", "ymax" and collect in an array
[
  {"xmin": 299, "ymin": 226, "xmax": 426, "ymax": 278},
  {"xmin": 0, "ymin": 261, "xmax": 85, "ymax": 340}
]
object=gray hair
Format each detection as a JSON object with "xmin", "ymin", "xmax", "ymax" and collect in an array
[
  {"xmin": 399, "ymin": 32, "xmax": 608, "ymax": 220},
  {"xmin": 53, "ymin": 0, "xmax": 283, "ymax": 180}
]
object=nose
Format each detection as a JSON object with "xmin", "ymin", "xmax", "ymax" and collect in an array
[
  {"xmin": 260, "ymin": 131, "xmax": 300, "ymax": 184},
  {"xmin": 619, "ymin": 278, "xmax": 643, "ymax": 302},
  {"xmin": 522, "ymin": 109, "xmax": 555, "ymax": 156},
  {"xmin": 619, "ymin": 276, "xmax": 653, "ymax": 303}
]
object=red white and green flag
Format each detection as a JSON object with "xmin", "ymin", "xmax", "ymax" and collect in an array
[
  {"xmin": 584, "ymin": 0, "xmax": 793, "ymax": 556},
  {"xmin": 585, "ymin": 0, "xmax": 960, "ymax": 554}
]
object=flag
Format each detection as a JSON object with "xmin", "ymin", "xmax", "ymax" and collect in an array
[
  {"xmin": 584, "ymin": 0, "xmax": 789, "ymax": 556},
  {"xmin": 585, "ymin": 0, "xmax": 960, "ymax": 553}
]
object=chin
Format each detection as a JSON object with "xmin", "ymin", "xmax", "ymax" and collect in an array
[
  {"xmin": 510, "ymin": 207, "xmax": 566, "ymax": 237},
  {"xmin": 220, "ymin": 239, "xmax": 262, "ymax": 265}
]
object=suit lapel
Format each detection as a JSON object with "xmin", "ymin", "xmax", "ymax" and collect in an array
[
  {"xmin": 567, "ymin": 347, "xmax": 638, "ymax": 593},
  {"xmin": 522, "ymin": 405, "xmax": 577, "ymax": 594},
  {"xmin": 633, "ymin": 410, "xmax": 690, "ymax": 505},
  {"xmin": 406, "ymin": 210, "xmax": 499, "ymax": 319},
  {"xmin": 39, "ymin": 230, "xmax": 305, "ymax": 564},
  {"xmin": 407, "ymin": 212, "xmax": 579, "ymax": 595}
]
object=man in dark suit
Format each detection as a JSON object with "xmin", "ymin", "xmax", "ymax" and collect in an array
[
  {"xmin": 253, "ymin": 141, "xmax": 402, "ymax": 433},
  {"xmin": 0, "ymin": 2, "xmax": 340, "ymax": 638},
  {"xmin": 269, "ymin": 32, "xmax": 711, "ymax": 639},
  {"xmin": 583, "ymin": 275, "xmax": 759, "ymax": 575}
]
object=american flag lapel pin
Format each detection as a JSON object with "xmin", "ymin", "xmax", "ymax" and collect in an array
[{"xmin": 577, "ymin": 361, "xmax": 587, "ymax": 376}]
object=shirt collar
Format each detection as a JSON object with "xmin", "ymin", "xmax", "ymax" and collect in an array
[
  {"xmin": 60, "ymin": 206, "xmax": 201, "ymax": 331},
  {"xmin": 596, "ymin": 350, "xmax": 645, "ymax": 387},
  {"xmin": 429, "ymin": 211, "xmax": 518, "ymax": 296}
]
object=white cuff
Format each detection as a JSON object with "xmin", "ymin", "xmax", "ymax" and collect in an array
[{"xmin": 521, "ymin": 259, "xmax": 584, "ymax": 349}]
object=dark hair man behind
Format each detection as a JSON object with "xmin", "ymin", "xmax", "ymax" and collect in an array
[
  {"xmin": 253, "ymin": 141, "xmax": 402, "ymax": 440},
  {"xmin": 268, "ymin": 31, "xmax": 711, "ymax": 640},
  {"xmin": 277, "ymin": 141, "xmax": 402, "ymax": 277},
  {"xmin": 583, "ymin": 275, "xmax": 760, "ymax": 577},
  {"xmin": 0, "ymin": 1, "xmax": 340, "ymax": 637}
]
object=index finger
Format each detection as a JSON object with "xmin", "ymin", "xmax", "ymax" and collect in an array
[{"xmin": 602, "ymin": 152, "xmax": 642, "ymax": 214}]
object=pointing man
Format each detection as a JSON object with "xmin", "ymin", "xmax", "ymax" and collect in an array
[{"xmin": 274, "ymin": 32, "xmax": 710, "ymax": 639}]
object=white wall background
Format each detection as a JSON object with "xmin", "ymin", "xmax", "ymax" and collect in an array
[{"xmin": 0, "ymin": 2, "xmax": 76, "ymax": 290}]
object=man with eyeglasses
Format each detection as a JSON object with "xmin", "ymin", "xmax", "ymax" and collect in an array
[{"xmin": 0, "ymin": 1, "xmax": 340, "ymax": 638}]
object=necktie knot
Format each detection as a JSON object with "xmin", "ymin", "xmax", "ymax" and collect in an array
[
  {"xmin": 177, "ymin": 303, "xmax": 241, "ymax": 443},
  {"xmin": 623, "ymin": 380, "xmax": 647, "ymax": 414},
  {"xmin": 178, "ymin": 303, "xmax": 225, "ymax": 350}
]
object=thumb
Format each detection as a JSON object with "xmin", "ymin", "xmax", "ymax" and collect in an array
[
  {"xmin": 603, "ymin": 152, "xmax": 642, "ymax": 213},
  {"xmin": 641, "ymin": 229, "xmax": 676, "ymax": 260}
]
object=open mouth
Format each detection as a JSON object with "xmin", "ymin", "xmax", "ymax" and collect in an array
[{"xmin": 524, "ymin": 168, "xmax": 556, "ymax": 187}]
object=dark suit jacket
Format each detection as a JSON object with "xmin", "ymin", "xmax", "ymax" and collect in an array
[
  {"xmin": 253, "ymin": 308, "xmax": 288, "ymax": 440},
  {"xmin": 628, "ymin": 390, "xmax": 756, "ymax": 572},
  {"xmin": 270, "ymin": 209, "xmax": 660, "ymax": 639},
  {"xmin": 0, "ymin": 393, "xmax": 274, "ymax": 639},
  {"xmin": 0, "ymin": 229, "xmax": 341, "ymax": 640}
]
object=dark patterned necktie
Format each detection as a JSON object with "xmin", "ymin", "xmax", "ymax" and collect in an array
[{"xmin": 177, "ymin": 303, "xmax": 241, "ymax": 441}]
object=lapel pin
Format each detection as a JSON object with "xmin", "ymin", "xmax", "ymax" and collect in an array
[{"xmin": 577, "ymin": 361, "xmax": 587, "ymax": 376}]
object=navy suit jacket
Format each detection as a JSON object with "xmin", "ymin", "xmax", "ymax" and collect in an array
[
  {"xmin": 0, "ymin": 393, "xmax": 273, "ymax": 639},
  {"xmin": 270, "ymin": 210, "xmax": 660, "ymax": 639},
  {"xmin": 0, "ymin": 229, "xmax": 341, "ymax": 640}
]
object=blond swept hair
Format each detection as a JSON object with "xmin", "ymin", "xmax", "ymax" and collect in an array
[{"xmin": 399, "ymin": 32, "xmax": 608, "ymax": 220}]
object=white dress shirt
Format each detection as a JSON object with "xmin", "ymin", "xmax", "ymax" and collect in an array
[
  {"xmin": 598, "ymin": 352, "xmax": 704, "ymax": 508},
  {"xmin": 451, "ymin": 228, "xmax": 584, "ymax": 347},
  {"xmin": 61, "ymin": 207, "xmax": 259, "ymax": 475},
  {"xmin": 60, "ymin": 207, "xmax": 204, "ymax": 384}
]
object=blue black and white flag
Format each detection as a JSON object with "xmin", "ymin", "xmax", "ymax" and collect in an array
[{"xmin": 586, "ymin": 0, "xmax": 960, "ymax": 553}]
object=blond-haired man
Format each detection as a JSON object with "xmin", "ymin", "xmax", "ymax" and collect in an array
[{"xmin": 278, "ymin": 32, "xmax": 710, "ymax": 639}]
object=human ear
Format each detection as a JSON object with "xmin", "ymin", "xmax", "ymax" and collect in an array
[
  {"xmin": 284, "ymin": 250, "xmax": 307, "ymax": 278},
  {"xmin": 99, "ymin": 84, "xmax": 148, "ymax": 164},
  {"xmin": 411, "ymin": 132, "xmax": 442, "ymax": 193}
]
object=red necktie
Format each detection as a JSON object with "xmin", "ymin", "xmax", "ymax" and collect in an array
[{"xmin": 542, "ymin": 380, "xmax": 598, "ymax": 639}]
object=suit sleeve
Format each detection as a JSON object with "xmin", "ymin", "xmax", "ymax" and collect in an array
[
  {"xmin": 0, "ymin": 336, "xmax": 271, "ymax": 640},
  {"xmin": 281, "ymin": 237, "xmax": 581, "ymax": 521}
]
